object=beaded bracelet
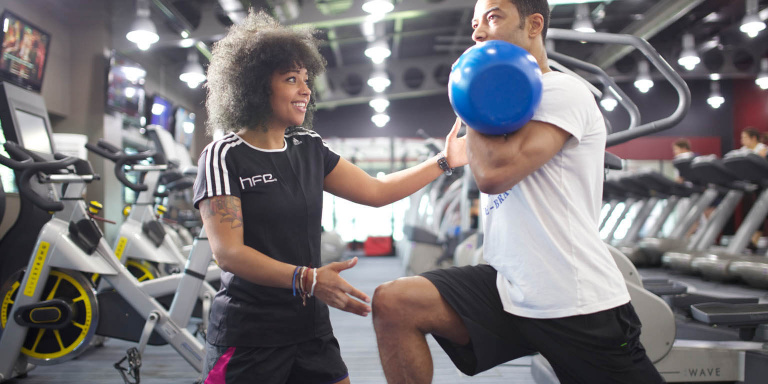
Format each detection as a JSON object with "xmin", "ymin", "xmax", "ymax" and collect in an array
[
  {"xmin": 310, "ymin": 268, "xmax": 318, "ymax": 297},
  {"xmin": 292, "ymin": 266, "xmax": 301, "ymax": 297}
]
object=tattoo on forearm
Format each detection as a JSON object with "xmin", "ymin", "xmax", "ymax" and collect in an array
[{"xmin": 201, "ymin": 196, "xmax": 243, "ymax": 228}]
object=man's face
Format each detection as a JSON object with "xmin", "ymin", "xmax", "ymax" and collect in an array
[
  {"xmin": 741, "ymin": 132, "xmax": 757, "ymax": 148},
  {"xmin": 472, "ymin": 0, "xmax": 527, "ymax": 48}
]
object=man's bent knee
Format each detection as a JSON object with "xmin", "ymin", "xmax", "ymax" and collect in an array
[
  {"xmin": 373, "ymin": 277, "xmax": 437, "ymax": 323},
  {"xmin": 374, "ymin": 276, "xmax": 470, "ymax": 346}
]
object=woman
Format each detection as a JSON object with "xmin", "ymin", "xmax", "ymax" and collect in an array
[{"xmin": 193, "ymin": 10, "xmax": 465, "ymax": 384}]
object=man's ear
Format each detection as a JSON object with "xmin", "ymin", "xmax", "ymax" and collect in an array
[{"xmin": 527, "ymin": 13, "xmax": 544, "ymax": 38}]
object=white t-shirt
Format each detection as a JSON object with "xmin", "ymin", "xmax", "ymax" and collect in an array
[
  {"xmin": 740, "ymin": 142, "xmax": 767, "ymax": 155},
  {"xmin": 482, "ymin": 71, "xmax": 630, "ymax": 319}
]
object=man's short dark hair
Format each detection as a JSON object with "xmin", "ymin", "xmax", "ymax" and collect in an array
[
  {"xmin": 509, "ymin": 0, "xmax": 551, "ymax": 40},
  {"xmin": 743, "ymin": 127, "xmax": 761, "ymax": 140},
  {"xmin": 673, "ymin": 138, "xmax": 691, "ymax": 151}
]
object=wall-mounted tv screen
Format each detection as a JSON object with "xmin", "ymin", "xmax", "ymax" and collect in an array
[
  {"xmin": 148, "ymin": 94, "xmax": 173, "ymax": 133},
  {"xmin": 173, "ymin": 106, "xmax": 195, "ymax": 148},
  {"xmin": 106, "ymin": 52, "xmax": 146, "ymax": 117},
  {"xmin": 0, "ymin": 11, "xmax": 51, "ymax": 92}
]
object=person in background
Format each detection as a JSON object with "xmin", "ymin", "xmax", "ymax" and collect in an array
[
  {"xmin": 740, "ymin": 127, "xmax": 767, "ymax": 157},
  {"xmin": 671, "ymin": 138, "xmax": 694, "ymax": 183},
  {"xmin": 194, "ymin": 10, "xmax": 466, "ymax": 384},
  {"xmin": 736, "ymin": 127, "xmax": 767, "ymax": 252}
]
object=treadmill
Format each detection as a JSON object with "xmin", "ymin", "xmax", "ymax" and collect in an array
[
  {"xmin": 622, "ymin": 170, "xmax": 701, "ymax": 266},
  {"xmin": 613, "ymin": 174, "xmax": 663, "ymax": 248},
  {"xmin": 690, "ymin": 151, "xmax": 768, "ymax": 285},
  {"xmin": 662, "ymin": 155, "xmax": 753, "ymax": 273},
  {"xmin": 632, "ymin": 155, "xmax": 719, "ymax": 267}
]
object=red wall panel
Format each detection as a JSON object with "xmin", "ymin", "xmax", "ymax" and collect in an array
[
  {"xmin": 607, "ymin": 136, "xmax": 721, "ymax": 160},
  {"xmin": 733, "ymin": 79, "xmax": 768, "ymax": 146}
]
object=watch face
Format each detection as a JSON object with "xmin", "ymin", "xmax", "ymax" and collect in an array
[{"xmin": 438, "ymin": 156, "xmax": 452, "ymax": 175}]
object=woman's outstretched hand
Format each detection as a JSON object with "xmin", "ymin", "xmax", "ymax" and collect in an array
[
  {"xmin": 445, "ymin": 117, "xmax": 468, "ymax": 169},
  {"xmin": 314, "ymin": 257, "xmax": 371, "ymax": 317}
]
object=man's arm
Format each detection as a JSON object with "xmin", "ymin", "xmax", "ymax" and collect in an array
[{"xmin": 466, "ymin": 120, "xmax": 571, "ymax": 194}]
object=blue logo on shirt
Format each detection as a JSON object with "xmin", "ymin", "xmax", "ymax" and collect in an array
[{"xmin": 484, "ymin": 191, "xmax": 510, "ymax": 215}]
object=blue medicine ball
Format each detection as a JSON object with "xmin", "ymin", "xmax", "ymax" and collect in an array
[{"xmin": 449, "ymin": 40, "xmax": 543, "ymax": 135}]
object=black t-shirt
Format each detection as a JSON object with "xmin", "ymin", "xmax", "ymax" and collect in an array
[{"xmin": 193, "ymin": 129, "xmax": 340, "ymax": 347}]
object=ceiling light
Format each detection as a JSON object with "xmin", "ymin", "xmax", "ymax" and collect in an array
[
  {"xmin": 677, "ymin": 33, "xmax": 700, "ymax": 71},
  {"xmin": 183, "ymin": 121, "xmax": 195, "ymax": 134},
  {"xmin": 361, "ymin": 19, "xmax": 376, "ymax": 40},
  {"xmin": 572, "ymin": 4, "xmax": 595, "ymax": 33},
  {"xmin": 741, "ymin": 0, "xmax": 766, "ymax": 38},
  {"xmin": 121, "ymin": 66, "xmax": 146, "ymax": 83},
  {"xmin": 180, "ymin": 38, "xmax": 195, "ymax": 48},
  {"xmin": 634, "ymin": 60, "xmax": 653, "ymax": 94},
  {"xmin": 126, "ymin": 0, "xmax": 159, "ymax": 51},
  {"xmin": 364, "ymin": 40, "xmax": 391, "ymax": 64},
  {"xmin": 757, "ymin": 58, "xmax": 768, "ymax": 90},
  {"xmin": 152, "ymin": 103, "xmax": 166, "ymax": 115},
  {"xmin": 703, "ymin": 12, "xmax": 721, "ymax": 23},
  {"xmin": 707, "ymin": 80, "xmax": 724, "ymax": 109},
  {"xmin": 179, "ymin": 50, "xmax": 206, "ymax": 88},
  {"xmin": 124, "ymin": 87, "xmax": 137, "ymax": 98},
  {"xmin": 371, "ymin": 113, "xmax": 390, "ymax": 127},
  {"xmin": 549, "ymin": 0, "xmax": 604, "ymax": 4},
  {"xmin": 362, "ymin": 0, "xmax": 394, "ymax": 15},
  {"xmin": 600, "ymin": 92, "xmax": 617, "ymax": 112},
  {"xmin": 180, "ymin": 30, "xmax": 189, "ymax": 39},
  {"xmin": 367, "ymin": 70, "xmax": 391, "ymax": 93},
  {"xmin": 369, "ymin": 97, "xmax": 390, "ymax": 113}
]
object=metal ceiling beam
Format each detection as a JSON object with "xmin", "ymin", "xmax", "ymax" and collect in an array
[
  {"xmin": 289, "ymin": 0, "xmax": 472, "ymax": 29},
  {"xmin": 327, "ymin": 28, "xmax": 344, "ymax": 66},
  {"xmin": 588, "ymin": 0, "xmax": 705, "ymax": 69},
  {"xmin": 391, "ymin": 18, "xmax": 404, "ymax": 60}
]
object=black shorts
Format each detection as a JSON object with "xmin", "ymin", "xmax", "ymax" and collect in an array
[
  {"xmin": 421, "ymin": 265, "xmax": 664, "ymax": 384},
  {"xmin": 202, "ymin": 333, "xmax": 348, "ymax": 384}
]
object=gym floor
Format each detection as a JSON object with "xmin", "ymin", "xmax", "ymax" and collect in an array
[
  {"xmin": 11, "ymin": 256, "xmax": 767, "ymax": 383},
  {"xmin": 10, "ymin": 256, "xmax": 534, "ymax": 384}
]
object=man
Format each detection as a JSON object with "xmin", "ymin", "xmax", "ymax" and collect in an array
[
  {"xmin": 672, "ymin": 138, "xmax": 694, "ymax": 182},
  {"xmin": 740, "ymin": 127, "xmax": 767, "ymax": 157},
  {"xmin": 371, "ymin": 1, "xmax": 664, "ymax": 383},
  {"xmin": 738, "ymin": 127, "xmax": 767, "ymax": 252}
]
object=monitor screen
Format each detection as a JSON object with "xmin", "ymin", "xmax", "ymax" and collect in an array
[
  {"xmin": 106, "ymin": 52, "xmax": 146, "ymax": 117},
  {"xmin": 173, "ymin": 106, "xmax": 195, "ymax": 148},
  {"xmin": 15, "ymin": 108, "xmax": 51, "ymax": 154},
  {"xmin": 0, "ymin": 125, "xmax": 16, "ymax": 193},
  {"xmin": 149, "ymin": 95, "xmax": 173, "ymax": 133},
  {"xmin": 0, "ymin": 11, "xmax": 51, "ymax": 92}
]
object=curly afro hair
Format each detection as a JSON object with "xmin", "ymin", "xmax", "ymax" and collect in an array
[{"xmin": 205, "ymin": 10, "xmax": 326, "ymax": 136}]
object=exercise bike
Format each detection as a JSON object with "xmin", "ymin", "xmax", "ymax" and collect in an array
[
  {"xmin": 0, "ymin": 142, "xmax": 210, "ymax": 383},
  {"xmin": 86, "ymin": 140, "xmax": 219, "ymax": 286}
]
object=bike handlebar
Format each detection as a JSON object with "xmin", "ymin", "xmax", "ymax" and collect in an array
[
  {"xmin": 0, "ymin": 141, "xmax": 83, "ymax": 211},
  {"xmin": 85, "ymin": 139, "xmax": 156, "ymax": 192}
]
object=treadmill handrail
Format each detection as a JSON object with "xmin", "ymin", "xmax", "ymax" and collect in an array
[
  {"xmin": 547, "ymin": 51, "xmax": 640, "ymax": 132},
  {"xmin": 547, "ymin": 29, "xmax": 690, "ymax": 147}
]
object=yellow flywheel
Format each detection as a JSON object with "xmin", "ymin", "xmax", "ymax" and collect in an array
[
  {"xmin": 0, "ymin": 269, "xmax": 98, "ymax": 365},
  {"xmin": 126, "ymin": 259, "xmax": 160, "ymax": 282}
]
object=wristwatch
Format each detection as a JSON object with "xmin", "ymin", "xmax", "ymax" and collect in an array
[{"xmin": 437, "ymin": 152, "xmax": 453, "ymax": 176}]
